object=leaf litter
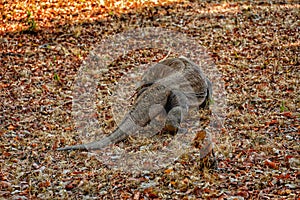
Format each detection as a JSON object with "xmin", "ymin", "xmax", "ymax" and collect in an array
[{"xmin": 0, "ymin": 0, "xmax": 299, "ymax": 199}]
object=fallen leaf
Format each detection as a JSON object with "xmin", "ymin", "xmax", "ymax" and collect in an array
[{"xmin": 264, "ymin": 159, "xmax": 278, "ymax": 169}]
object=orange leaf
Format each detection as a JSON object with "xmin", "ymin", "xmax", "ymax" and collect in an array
[
  {"xmin": 31, "ymin": 143, "xmax": 38, "ymax": 147},
  {"xmin": 170, "ymin": 181, "xmax": 176, "ymax": 186},
  {"xmin": 266, "ymin": 119, "xmax": 278, "ymax": 126},
  {"xmin": 8, "ymin": 125, "xmax": 15, "ymax": 130},
  {"xmin": 42, "ymin": 84, "xmax": 49, "ymax": 92},
  {"xmin": 64, "ymin": 126, "xmax": 73, "ymax": 131},
  {"xmin": 13, "ymin": 136, "xmax": 20, "ymax": 141},
  {"xmin": 0, "ymin": 83, "xmax": 10, "ymax": 89},
  {"xmin": 264, "ymin": 159, "xmax": 278, "ymax": 169},
  {"xmin": 164, "ymin": 168, "xmax": 173, "ymax": 174}
]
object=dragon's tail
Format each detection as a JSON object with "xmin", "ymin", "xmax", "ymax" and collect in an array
[
  {"xmin": 57, "ymin": 114, "xmax": 140, "ymax": 151},
  {"xmin": 57, "ymin": 128, "xmax": 128, "ymax": 151}
]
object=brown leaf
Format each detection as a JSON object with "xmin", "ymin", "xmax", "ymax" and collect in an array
[
  {"xmin": 0, "ymin": 181, "xmax": 12, "ymax": 189},
  {"xmin": 38, "ymin": 180, "xmax": 51, "ymax": 188},
  {"xmin": 144, "ymin": 187, "xmax": 158, "ymax": 198},
  {"xmin": 133, "ymin": 191, "xmax": 140, "ymax": 200},
  {"xmin": 282, "ymin": 112, "xmax": 293, "ymax": 118},
  {"xmin": 65, "ymin": 180, "xmax": 80, "ymax": 190}
]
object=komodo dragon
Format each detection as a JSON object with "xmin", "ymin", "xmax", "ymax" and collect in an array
[{"xmin": 58, "ymin": 56, "xmax": 212, "ymax": 151}]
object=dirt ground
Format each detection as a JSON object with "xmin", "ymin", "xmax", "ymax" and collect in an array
[{"xmin": 0, "ymin": 0, "xmax": 299, "ymax": 199}]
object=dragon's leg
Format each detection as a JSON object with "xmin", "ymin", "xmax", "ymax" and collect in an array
[
  {"xmin": 164, "ymin": 106, "xmax": 182, "ymax": 135},
  {"xmin": 163, "ymin": 91, "xmax": 188, "ymax": 135}
]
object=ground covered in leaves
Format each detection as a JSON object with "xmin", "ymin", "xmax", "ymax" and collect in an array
[{"xmin": 1, "ymin": 0, "xmax": 299, "ymax": 199}]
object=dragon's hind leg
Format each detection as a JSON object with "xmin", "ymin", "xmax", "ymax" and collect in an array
[
  {"xmin": 164, "ymin": 106, "xmax": 182, "ymax": 135},
  {"xmin": 163, "ymin": 91, "xmax": 188, "ymax": 135}
]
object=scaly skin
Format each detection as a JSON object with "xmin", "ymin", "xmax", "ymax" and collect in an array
[
  {"xmin": 58, "ymin": 57, "xmax": 211, "ymax": 151},
  {"xmin": 58, "ymin": 84, "xmax": 171, "ymax": 150}
]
